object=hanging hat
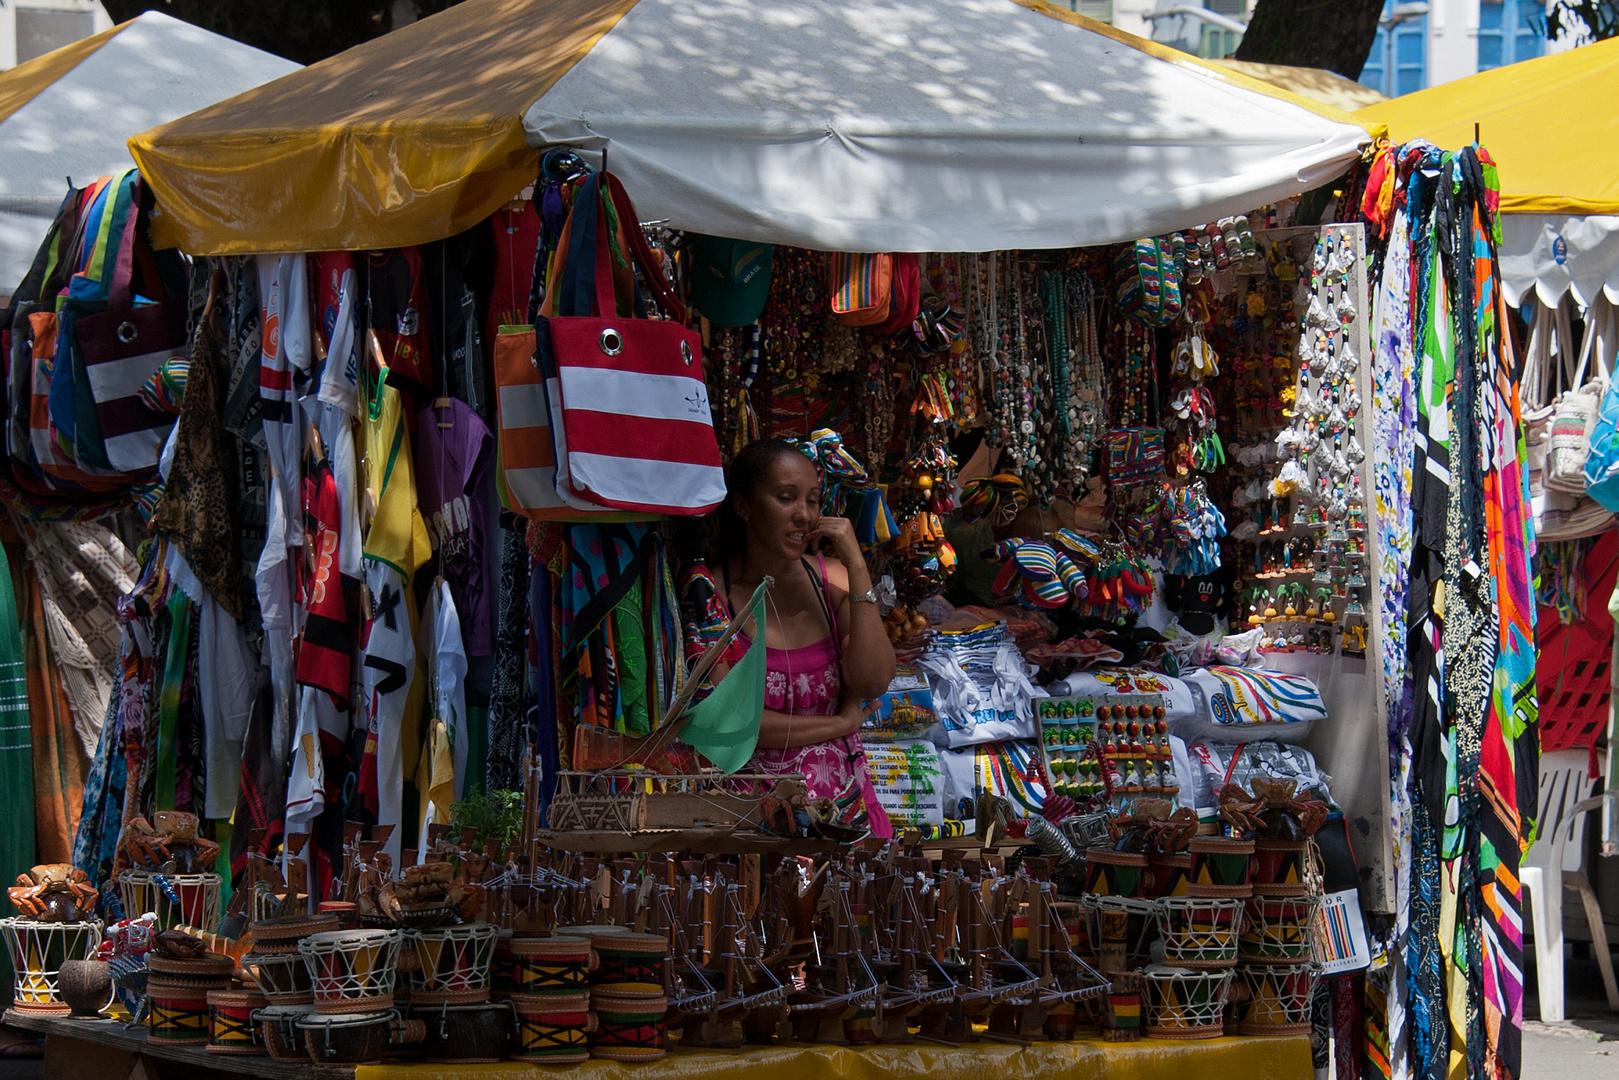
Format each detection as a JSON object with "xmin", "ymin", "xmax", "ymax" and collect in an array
[{"xmin": 686, "ymin": 234, "xmax": 773, "ymax": 327}]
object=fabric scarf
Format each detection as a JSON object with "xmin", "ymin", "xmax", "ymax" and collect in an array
[
  {"xmin": 153, "ymin": 306, "xmax": 246, "ymax": 618},
  {"xmin": 0, "ymin": 541, "xmax": 36, "ymax": 891}
]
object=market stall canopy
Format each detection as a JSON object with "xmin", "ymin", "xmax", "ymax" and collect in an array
[
  {"xmin": 1207, "ymin": 61, "xmax": 1388, "ymax": 112},
  {"xmin": 1357, "ymin": 38, "xmax": 1619, "ymax": 306},
  {"xmin": 130, "ymin": 0, "xmax": 1374, "ymax": 256},
  {"xmin": 0, "ymin": 11, "xmax": 299, "ymax": 293}
]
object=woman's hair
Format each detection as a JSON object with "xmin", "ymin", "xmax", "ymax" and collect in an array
[{"xmin": 714, "ymin": 438, "xmax": 812, "ymax": 567}]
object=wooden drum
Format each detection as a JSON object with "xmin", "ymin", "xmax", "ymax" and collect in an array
[
  {"xmin": 1156, "ymin": 896, "xmax": 1245, "ymax": 969},
  {"xmin": 1239, "ymin": 895, "xmax": 1318, "ymax": 964},
  {"xmin": 512, "ymin": 992, "xmax": 594, "ymax": 1064},
  {"xmin": 1236, "ymin": 962, "xmax": 1319, "ymax": 1035},
  {"xmin": 589, "ymin": 989, "xmax": 667, "ymax": 1062},
  {"xmin": 298, "ymin": 928, "xmax": 401, "ymax": 1014},
  {"xmin": 1141, "ymin": 964, "xmax": 1232, "ymax": 1041},
  {"xmin": 0, "ymin": 918, "xmax": 101, "ymax": 1014},
  {"xmin": 404, "ymin": 921, "xmax": 499, "ymax": 1004},
  {"xmin": 509, "ymin": 935, "xmax": 592, "ymax": 1001}
]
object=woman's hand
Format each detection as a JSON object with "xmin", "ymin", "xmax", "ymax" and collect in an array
[
  {"xmin": 834, "ymin": 695, "xmax": 883, "ymax": 738},
  {"xmin": 805, "ymin": 516, "xmax": 863, "ymax": 567}
]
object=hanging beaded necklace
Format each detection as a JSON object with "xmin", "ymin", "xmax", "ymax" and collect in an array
[{"xmin": 1067, "ymin": 270, "xmax": 1105, "ymax": 490}]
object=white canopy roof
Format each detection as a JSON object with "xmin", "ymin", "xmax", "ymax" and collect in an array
[
  {"xmin": 1501, "ymin": 214, "xmax": 1619, "ymax": 309},
  {"xmin": 521, "ymin": 0, "xmax": 1372, "ymax": 253},
  {"xmin": 0, "ymin": 11, "xmax": 297, "ymax": 291}
]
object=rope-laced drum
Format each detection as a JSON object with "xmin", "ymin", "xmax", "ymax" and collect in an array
[
  {"xmin": 1239, "ymin": 895, "xmax": 1319, "ymax": 964},
  {"xmin": 1156, "ymin": 896, "xmax": 1245, "ymax": 969},
  {"xmin": 298, "ymin": 928, "xmax": 401, "ymax": 1014},
  {"xmin": 1236, "ymin": 962, "xmax": 1320, "ymax": 1035},
  {"xmin": 242, "ymin": 949, "xmax": 314, "ymax": 1003},
  {"xmin": 403, "ymin": 921, "xmax": 499, "ymax": 1004},
  {"xmin": 118, "ymin": 871, "xmax": 222, "ymax": 931},
  {"xmin": 0, "ymin": 918, "xmax": 101, "ymax": 1014},
  {"xmin": 1083, "ymin": 895, "xmax": 1160, "ymax": 970},
  {"xmin": 1140, "ymin": 963, "xmax": 1232, "ymax": 1040}
]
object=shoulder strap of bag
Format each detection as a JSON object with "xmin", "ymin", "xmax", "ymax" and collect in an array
[
  {"xmin": 1559, "ymin": 298, "xmax": 1591, "ymax": 391},
  {"xmin": 81, "ymin": 169, "xmax": 136, "ymax": 297},
  {"xmin": 1575, "ymin": 303, "xmax": 1601, "ymax": 392},
  {"xmin": 1523, "ymin": 306, "xmax": 1549, "ymax": 408},
  {"xmin": 601, "ymin": 173, "xmax": 685, "ymax": 322},
  {"xmin": 102, "ymin": 175, "xmax": 150, "ymax": 316}
]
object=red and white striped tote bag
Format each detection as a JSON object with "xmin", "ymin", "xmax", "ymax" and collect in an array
[{"xmin": 546, "ymin": 174, "xmax": 724, "ymax": 516}]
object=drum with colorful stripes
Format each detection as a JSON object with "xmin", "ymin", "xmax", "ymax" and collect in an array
[
  {"xmin": 148, "ymin": 975, "xmax": 214, "ymax": 1046},
  {"xmin": 1084, "ymin": 849, "xmax": 1150, "ymax": 898},
  {"xmin": 206, "ymin": 989, "xmax": 268, "ymax": 1055},
  {"xmin": 1251, "ymin": 840, "xmax": 1311, "ymax": 896},
  {"xmin": 589, "ymin": 989, "xmax": 667, "ymax": 1062},
  {"xmin": 1147, "ymin": 852, "xmax": 1192, "ymax": 898},
  {"xmin": 588, "ymin": 932, "xmax": 667, "ymax": 995},
  {"xmin": 512, "ymin": 992, "xmax": 594, "ymax": 1063},
  {"xmin": 1186, "ymin": 836, "xmax": 1254, "ymax": 898},
  {"xmin": 509, "ymin": 935, "xmax": 592, "ymax": 1000}
]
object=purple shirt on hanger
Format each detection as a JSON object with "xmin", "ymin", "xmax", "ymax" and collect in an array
[{"xmin": 415, "ymin": 397, "xmax": 495, "ymax": 656}]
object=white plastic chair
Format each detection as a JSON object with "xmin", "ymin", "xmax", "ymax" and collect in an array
[{"xmin": 1522, "ymin": 748, "xmax": 1619, "ymax": 1022}]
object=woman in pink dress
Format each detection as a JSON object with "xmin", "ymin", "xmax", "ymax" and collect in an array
[{"xmin": 705, "ymin": 439, "xmax": 897, "ymax": 837}]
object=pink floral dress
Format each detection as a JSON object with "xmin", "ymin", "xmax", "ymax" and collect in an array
[{"xmin": 738, "ymin": 558, "xmax": 892, "ymax": 839}]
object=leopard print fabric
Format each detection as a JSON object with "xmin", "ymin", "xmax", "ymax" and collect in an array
[{"xmin": 153, "ymin": 304, "xmax": 246, "ymax": 619}]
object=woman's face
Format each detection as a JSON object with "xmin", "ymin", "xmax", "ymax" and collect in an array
[{"xmin": 740, "ymin": 452, "xmax": 821, "ymax": 563}]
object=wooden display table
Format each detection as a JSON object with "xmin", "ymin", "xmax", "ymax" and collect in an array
[{"xmin": 8, "ymin": 1008, "xmax": 1310, "ymax": 1080}]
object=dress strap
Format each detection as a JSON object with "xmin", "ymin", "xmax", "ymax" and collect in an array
[{"xmin": 801, "ymin": 556, "xmax": 841, "ymax": 665}]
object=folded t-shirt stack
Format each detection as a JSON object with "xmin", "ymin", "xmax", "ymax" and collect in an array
[{"xmin": 917, "ymin": 622, "xmax": 1039, "ymax": 749}]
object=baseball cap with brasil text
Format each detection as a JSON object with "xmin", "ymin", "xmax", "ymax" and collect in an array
[{"xmin": 686, "ymin": 234, "xmax": 773, "ymax": 327}]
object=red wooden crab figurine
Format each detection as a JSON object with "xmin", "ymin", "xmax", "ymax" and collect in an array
[
  {"xmin": 9, "ymin": 864, "xmax": 98, "ymax": 921},
  {"xmin": 122, "ymin": 811, "xmax": 220, "ymax": 874},
  {"xmin": 1217, "ymin": 777, "xmax": 1327, "ymax": 841},
  {"xmin": 1105, "ymin": 799, "xmax": 1199, "ymax": 855}
]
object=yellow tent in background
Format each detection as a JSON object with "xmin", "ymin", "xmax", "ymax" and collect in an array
[
  {"xmin": 1358, "ymin": 38, "xmax": 1619, "ymax": 306},
  {"xmin": 1357, "ymin": 37, "xmax": 1619, "ymax": 217},
  {"xmin": 131, "ymin": 0, "xmax": 1376, "ymax": 257}
]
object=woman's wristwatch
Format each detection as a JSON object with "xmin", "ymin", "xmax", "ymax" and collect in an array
[{"xmin": 849, "ymin": 588, "xmax": 878, "ymax": 604}]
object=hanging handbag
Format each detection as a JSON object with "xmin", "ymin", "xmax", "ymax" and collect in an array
[
  {"xmin": 829, "ymin": 252, "xmax": 893, "ymax": 326},
  {"xmin": 538, "ymin": 172, "xmax": 725, "ymax": 516},
  {"xmin": 875, "ymin": 252, "xmax": 922, "ymax": 335},
  {"xmin": 492, "ymin": 324, "xmax": 641, "ymax": 522},
  {"xmin": 1114, "ymin": 238, "xmax": 1183, "ymax": 328},
  {"xmin": 1547, "ymin": 301, "xmax": 1608, "ymax": 495},
  {"xmin": 1521, "ymin": 298, "xmax": 1571, "ymax": 498},
  {"xmin": 60, "ymin": 172, "xmax": 184, "ymax": 476}
]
